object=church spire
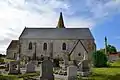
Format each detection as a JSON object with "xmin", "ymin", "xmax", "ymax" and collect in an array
[{"xmin": 57, "ymin": 12, "xmax": 65, "ymax": 28}]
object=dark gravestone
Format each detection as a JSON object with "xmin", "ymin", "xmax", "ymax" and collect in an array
[
  {"xmin": 81, "ymin": 60, "xmax": 90, "ymax": 77},
  {"xmin": 5, "ymin": 63, "xmax": 9, "ymax": 71},
  {"xmin": 40, "ymin": 57, "xmax": 54, "ymax": 80},
  {"xmin": 81, "ymin": 60, "xmax": 89, "ymax": 72},
  {"xmin": 8, "ymin": 61, "xmax": 21, "ymax": 74},
  {"xmin": 26, "ymin": 61, "xmax": 35, "ymax": 73},
  {"xmin": 53, "ymin": 59, "xmax": 60, "ymax": 67}
]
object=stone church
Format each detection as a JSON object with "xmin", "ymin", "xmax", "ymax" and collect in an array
[{"xmin": 6, "ymin": 12, "xmax": 96, "ymax": 62}]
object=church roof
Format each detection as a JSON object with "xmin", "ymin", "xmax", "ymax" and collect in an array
[
  {"xmin": 19, "ymin": 28, "xmax": 94, "ymax": 40},
  {"xmin": 7, "ymin": 40, "xmax": 19, "ymax": 50}
]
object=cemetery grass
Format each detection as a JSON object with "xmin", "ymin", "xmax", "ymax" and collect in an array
[
  {"xmin": 1, "ymin": 72, "xmax": 39, "ymax": 80},
  {"xmin": 87, "ymin": 60, "xmax": 120, "ymax": 80},
  {"xmin": 3, "ymin": 58, "xmax": 15, "ymax": 62}
]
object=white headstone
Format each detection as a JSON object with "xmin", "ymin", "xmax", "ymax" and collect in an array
[
  {"xmin": 67, "ymin": 65, "xmax": 77, "ymax": 80},
  {"xmin": 67, "ymin": 65, "xmax": 77, "ymax": 77}
]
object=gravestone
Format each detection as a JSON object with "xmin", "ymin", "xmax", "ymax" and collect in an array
[
  {"xmin": 26, "ymin": 61, "xmax": 35, "ymax": 73},
  {"xmin": 67, "ymin": 65, "xmax": 77, "ymax": 80},
  {"xmin": 40, "ymin": 57, "xmax": 54, "ymax": 80},
  {"xmin": 8, "ymin": 61, "xmax": 21, "ymax": 74},
  {"xmin": 53, "ymin": 59, "xmax": 60, "ymax": 67},
  {"xmin": 5, "ymin": 63, "xmax": 9, "ymax": 71},
  {"xmin": 81, "ymin": 60, "xmax": 90, "ymax": 77}
]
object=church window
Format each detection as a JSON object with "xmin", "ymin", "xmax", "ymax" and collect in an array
[
  {"xmin": 28, "ymin": 42, "xmax": 32, "ymax": 50},
  {"xmin": 78, "ymin": 53, "xmax": 81, "ymax": 56},
  {"xmin": 43, "ymin": 43, "xmax": 47, "ymax": 50},
  {"xmin": 13, "ymin": 53, "xmax": 16, "ymax": 59},
  {"xmin": 62, "ymin": 43, "xmax": 66, "ymax": 50}
]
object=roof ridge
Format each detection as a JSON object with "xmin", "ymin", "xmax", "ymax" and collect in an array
[{"xmin": 25, "ymin": 27, "xmax": 90, "ymax": 29}]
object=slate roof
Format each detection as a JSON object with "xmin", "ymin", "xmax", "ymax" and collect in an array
[
  {"xmin": 19, "ymin": 28, "xmax": 94, "ymax": 40},
  {"xmin": 7, "ymin": 40, "xmax": 19, "ymax": 50}
]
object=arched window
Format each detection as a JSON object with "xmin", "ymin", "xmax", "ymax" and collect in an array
[
  {"xmin": 28, "ymin": 42, "xmax": 32, "ymax": 50},
  {"xmin": 13, "ymin": 53, "xmax": 16, "ymax": 59},
  {"xmin": 78, "ymin": 53, "xmax": 81, "ymax": 56},
  {"xmin": 62, "ymin": 43, "xmax": 66, "ymax": 50},
  {"xmin": 43, "ymin": 43, "xmax": 47, "ymax": 50}
]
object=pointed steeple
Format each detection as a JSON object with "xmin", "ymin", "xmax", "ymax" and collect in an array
[{"xmin": 57, "ymin": 12, "xmax": 65, "ymax": 28}]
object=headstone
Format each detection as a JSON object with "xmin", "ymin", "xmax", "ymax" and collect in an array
[
  {"xmin": 5, "ymin": 63, "xmax": 9, "ymax": 71},
  {"xmin": 67, "ymin": 65, "xmax": 77, "ymax": 80},
  {"xmin": 81, "ymin": 60, "xmax": 89, "ymax": 72},
  {"xmin": 53, "ymin": 59, "xmax": 60, "ymax": 67},
  {"xmin": 26, "ymin": 61, "xmax": 35, "ymax": 73},
  {"xmin": 81, "ymin": 60, "xmax": 90, "ymax": 77},
  {"xmin": 8, "ymin": 61, "xmax": 21, "ymax": 74},
  {"xmin": 40, "ymin": 57, "xmax": 54, "ymax": 80}
]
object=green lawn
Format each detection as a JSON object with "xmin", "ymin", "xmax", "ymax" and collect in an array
[{"xmin": 87, "ymin": 60, "xmax": 120, "ymax": 80}]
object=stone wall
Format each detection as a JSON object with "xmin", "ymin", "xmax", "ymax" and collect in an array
[
  {"xmin": 19, "ymin": 39, "xmax": 95, "ymax": 61},
  {"xmin": 7, "ymin": 49, "xmax": 18, "ymax": 59}
]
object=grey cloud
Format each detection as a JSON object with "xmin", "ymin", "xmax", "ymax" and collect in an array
[{"xmin": 0, "ymin": 37, "xmax": 11, "ymax": 45}]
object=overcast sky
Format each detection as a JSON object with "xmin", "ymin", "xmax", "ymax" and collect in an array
[{"xmin": 0, "ymin": 0, "xmax": 120, "ymax": 54}]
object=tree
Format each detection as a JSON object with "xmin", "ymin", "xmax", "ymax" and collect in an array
[
  {"xmin": 107, "ymin": 44, "xmax": 117, "ymax": 54},
  {"xmin": 99, "ymin": 44, "xmax": 117, "ymax": 55},
  {"xmin": 92, "ymin": 50, "xmax": 108, "ymax": 67}
]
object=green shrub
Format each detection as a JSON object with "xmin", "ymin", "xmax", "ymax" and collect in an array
[{"xmin": 92, "ymin": 51, "xmax": 108, "ymax": 67}]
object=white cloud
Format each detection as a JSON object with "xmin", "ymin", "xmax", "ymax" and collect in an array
[
  {"xmin": 87, "ymin": 0, "xmax": 120, "ymax": 20},
  {"xmin": 0, "ymin": 0, "xmax": 120, "ymax": 54},
  {"xmin": 0, "ymin": 0, "xmax": 93, "ymax": 54}
]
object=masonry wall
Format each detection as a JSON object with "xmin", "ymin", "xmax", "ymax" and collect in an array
[
  {"xmin": 20, "ymin": 39, "xmax": 95, "ymax": 61},
  {"xmin": 6, "ymin": 49, "xmax": 18, "ymax": 59}
]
